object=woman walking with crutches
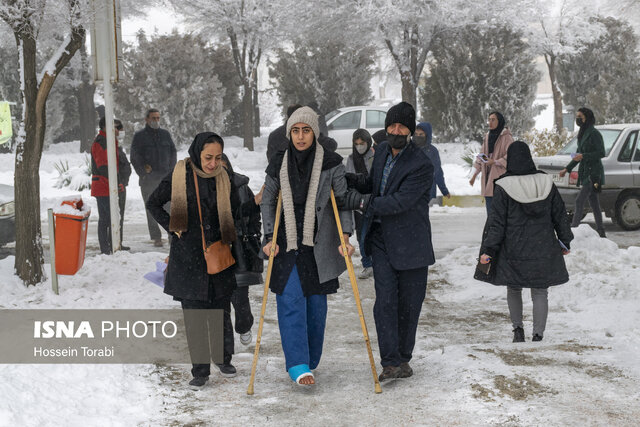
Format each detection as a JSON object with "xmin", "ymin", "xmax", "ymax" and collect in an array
[{"xmin": 260, "ymin": 106, "xmax": 354, "ymax": 386}]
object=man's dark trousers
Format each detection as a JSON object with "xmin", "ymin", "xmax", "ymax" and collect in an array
[
  {"xmin": 369, "ymin": 224, "xmax": 428, "ymax": 367},
  {"xmin": 95, "ymin": 191, "xmax": 126, "ymax": 254},
  {"xmin": 140, "ymin": 177, "xmax": 165, "ymax": 241}
]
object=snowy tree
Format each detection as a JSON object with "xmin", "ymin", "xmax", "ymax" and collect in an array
[
  {"xmin": 0, "ymin": 0, "xmax": 86, "ymax": 285},
  {"xmin": 421, "ymin": 25, "xmax": 541, "ymax": 142},
  {"xmin": 312, "ymin": 0, "xmax": 496, "ymax": 109},
  {"xmin": 178, "ymin": 0, "xmax": 287, "ymax": 150},
  {"xmin": 557, "ymin": 16, "xmax": 640, "ymax": 124},
  {"xmin": 515, "ymin": 0, "xmax": 604, "ymax": 131},
  {"xmin": 268, "ymin": 38, "xmax": 375, "ymax": 116},
  {"xmin": 112, "ymin": 30, "xmax": 234, "ymax": 147}
]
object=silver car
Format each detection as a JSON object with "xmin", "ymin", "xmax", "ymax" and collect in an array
[
  {"xmin": 326, "ymin": 105, "xmax": 390, "ymax": 156},
  {"xmin": 534, "ymin": 124, "xmax": 640, "ymax": 230}
]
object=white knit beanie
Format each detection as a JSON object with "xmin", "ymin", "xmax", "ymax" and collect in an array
[{"xmin": 286, "ymin": 106, "xmax": 320, "ymax": 140}]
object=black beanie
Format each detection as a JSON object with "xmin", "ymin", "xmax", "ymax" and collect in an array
[{"xmin": 385, "ymin": 102, "xmax": 416, "ymax": 135}]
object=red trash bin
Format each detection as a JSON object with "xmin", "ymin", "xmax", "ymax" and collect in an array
[{"xmin": 53, "ymin": 196, "xmax": 91, "ymax": 275}]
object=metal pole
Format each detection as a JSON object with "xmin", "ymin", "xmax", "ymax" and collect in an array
[
  {"xmin": 99, "ymin": 0, "xmax": 120, "ymax": 252},
  {"xmin": 47, "ymin": 209, "xmax": 59, "ymax": 295}
]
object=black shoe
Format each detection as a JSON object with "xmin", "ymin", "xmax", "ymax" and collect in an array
[
  {"xmin": 399, "ymin": 362, "xmax": 413, "ymax": 378},
  {"xmin": 120, "ymin": 245, "xmax": 131, "ymax": 251},
  {"xmin": 597, "ymin": 228, "xmax": 606, "ymax": 238},
  {"xmin": 216, "ymin": 363, "xmax": 237, "ymax": 378},
  {"xmin": 532, "ymin": 334, "xmax": 543, "ymax": 342},
  {"xmin": 188, "ymin": 376, "xmax": 208, "ymax": 390},
  {"xmin": 378, "ymin": 365, "xmax": 401, "ymax": 382},
  {"xmin": 513, "ymin": 327, "xmax": 525, "ymax": 343}
]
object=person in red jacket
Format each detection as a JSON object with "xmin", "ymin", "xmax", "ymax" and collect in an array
[{"xmin": 91, "ymin": 117, "xmax": 131, "ymax": 254}]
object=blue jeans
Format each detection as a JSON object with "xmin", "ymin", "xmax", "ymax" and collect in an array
[
  {"xmin": 276, "ymin": 265, "xmax": 327, "ymax": 371},
  {"xmin": 485, "ymin": 196, "xmax": 493, "ymax": 215}
]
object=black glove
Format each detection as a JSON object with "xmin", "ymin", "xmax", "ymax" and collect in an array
[
  {"xmin": 343, "ymin": 190, "xmax": 372, "ymax": 213},
  {"xmin": 345, "ymin": 173, "xmax": 359, "ymax": 189}
]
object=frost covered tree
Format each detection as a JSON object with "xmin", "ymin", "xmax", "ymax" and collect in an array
[
  {"xmin": 557, "ymin": 16, "xmax": 640, "ymax": 124},
  {"xmin": 517, "ymin": 0, "xmax": 604, "ymax": 131},
  {"xmin": 313, "ymin": 0, "xmax": 492, "ymax": 108},
  {"xmin": 113, "ymin": 30, "xmax": 234, "ymax": 147},
  {"xmin": 178, "ymin": 0, "xmax": 286, "ymax": 150},
  {"xmin": 268, "ymin": 38, "xmax": 375, "ymax": 116},
  {"xmin": 0, "ymin": 0, "xmax": 86, "ymax": 285},
  {"xmin": 421, "ymin": 25, "xmax": 541, "ymax": 142}
]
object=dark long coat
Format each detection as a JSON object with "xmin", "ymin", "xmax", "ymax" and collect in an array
[
  {"xmin": 146, "ymin": 162, "xmax": 240, "ymax": 301},
  {"xmin": 480, "ymin": 174, "xmax": 574, "ymax": 288}
]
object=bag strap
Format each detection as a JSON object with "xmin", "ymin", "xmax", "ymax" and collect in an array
[{"xmin": 192, "ymin": 168, "xmax": 208, "ymax": 252}]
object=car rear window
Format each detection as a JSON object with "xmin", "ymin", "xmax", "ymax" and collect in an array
[
  {"xmin": 329, "ymin": 111, "xmax": 361, "ymax": 130},
  {"xmin": 325, "ymin": 109, "xmax": 342, "ymax": 122},
  {"xmin": 557, "ymin": 129, "xmax": 621, "ymax": 157}
]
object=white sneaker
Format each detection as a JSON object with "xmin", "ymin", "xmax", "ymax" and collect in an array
[
  {"xmin": 358, "ymin": 267, "xmax": 373, "ymax": 279},
  {"xmin": 240, "ymin": 331, "xmax": 252, "ymax": 345}
]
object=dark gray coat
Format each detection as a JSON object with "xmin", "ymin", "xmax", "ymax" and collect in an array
[{"xmin": 261, "ymin": 163, "xmax": 353, "ymax": 287}]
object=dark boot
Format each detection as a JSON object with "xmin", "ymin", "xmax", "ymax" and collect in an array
[
  {"xmin": 378, "ymin": 366, "xmax": 401, "ymax": 382},
  {"xmin": 512, "ymin": 327, "xmax": 525, "ymax": 343},
  {"xmin": 188, "ymin": 376, "xmax": 208, "ymax": 390},
  {"xmin": 597, "ymin": 228, "xmax": 606, "ymax": 238},
  {"xmin": 399, "ymin": 362, "xmax": 413, "ymax": 378},
  {"xmin": 216, "ymin": 363, "xmax": 237, "ymax": 378},
  {"xmin": 532, "ymin": 334, "xmax": 543, "ymax": 342}
]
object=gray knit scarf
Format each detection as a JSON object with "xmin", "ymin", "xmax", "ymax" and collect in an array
[{"xmin": 279, "ymin": 144, "xmax": 324, "ymax": 251}]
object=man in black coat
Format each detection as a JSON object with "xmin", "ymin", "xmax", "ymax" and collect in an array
[
  {"xmin": 130, "ymin": 108, "xmax": 177, "ymax": 246},
  {"xmin": 346, "ymin": 102, "xmax": 434, "ymax": 382}
]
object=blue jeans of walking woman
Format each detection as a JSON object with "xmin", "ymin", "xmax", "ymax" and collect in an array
[{"xmin": 276, "ymin": 265, "xmax": 327, "ymax": 379}]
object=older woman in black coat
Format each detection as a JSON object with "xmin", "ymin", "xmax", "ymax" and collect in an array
[
  {"xmin": 478, "ymin": 141, "xmax": 574, "ymax": 343},
  {"xmin": 147, "ymin": 132, "xmax": 240, "ymax": 390}
]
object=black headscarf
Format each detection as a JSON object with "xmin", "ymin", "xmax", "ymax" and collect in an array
[
  {"xmin": 221, "ymin": 153, "xmax": 234, "ymax": 176},
  {"xmin": 188, "ymin": 132, "xmax": 224, "ymax": 170},
  {"xmin": 500, "ymin": 141, "xmax": 543, "ymax": 178},
  {"xmin": 352, "ymin": 128, "xmax": 373, "ymax": 174},
  {"xmin": 187, "ymin": 132, "xmax": 225, "ymax": 201},
  {"xmin": 265, "ymin": 138, "xmax": 343, "ymax": 204},
  {"xmin": 487, "ymin": 111, "xmax": 505, "ymax": 154},
  {"xmin": 577, "ymin": 107, "xmax": 596, "ymax": 142}
]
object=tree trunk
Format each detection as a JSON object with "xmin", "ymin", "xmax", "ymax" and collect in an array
[
  {"xmin": 77, "ymin": 43, "xmax": 96, "ymax": 153},
  {"xmin": 242, "ymin": 82, "xmax": 254, "ymax": 151},
  {"xmin": 14, "ymin": 36, "xmax": 45, "ymax": 285},
  {"xmin": 546, "ymin": 54, "xmax": 564, "ymax": 131},
  {"xmin": 400, "ymin": 72, "xmax": 417, "ymax": 109},
  {"xmin": 252, "ymin": 71, "xmax": 260, "ymax": 137}
]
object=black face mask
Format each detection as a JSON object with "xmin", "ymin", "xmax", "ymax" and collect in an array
[
  {"xmin": 387, "ymin": 133, "xmax": 409, "ymax": 150},
  {"xmin": 413, "ymin": 135, "xmax": 427, "ymax": 147},
  {"xmin": 576, "ymin": 117, "xmax": 584, "ymax": 127}
]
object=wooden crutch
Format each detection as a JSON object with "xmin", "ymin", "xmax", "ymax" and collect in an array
[
  {"xmin": 247, "ymin": 192, "xmax": 282, "ymax": 395},
  {"xmin": 330, "ymin": 189, "xmax": 382, "ymax": 394}
]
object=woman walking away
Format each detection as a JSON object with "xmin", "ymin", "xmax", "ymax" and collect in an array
[
  {"xmin": 559, "ymin": 107, "xmax": 606, "ymax": 237},
  {"xmin": 345, "ymin": 129, "xmax": 374, "ymax": 279},
  {"xmin": 414, "ymin": 122, "xmax": 450, "ymax": 203},
  {"xmin": 221, "ymin": 153, "xmax": 264, "ymax": 346},
  {"xmin": 147, "ymin": 132, "xmax": 240, "ymax": 390},
  {"xmin": 470, "ymin": 111, "xmax": 514, "ymax": 214},
  {"xmin": 477, "ymin": 141, "xmax": 573, "ymax": 342},
  {"xmin": 261, "ymin": 106, "xmax": 354, "ymax": 386}
]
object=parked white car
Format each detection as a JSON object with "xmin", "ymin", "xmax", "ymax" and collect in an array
[{"xmin": 325, "ymin": 105, "xmax": 390, "ymax": 156}]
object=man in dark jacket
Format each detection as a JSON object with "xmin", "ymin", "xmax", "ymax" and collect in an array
[
  {"xmin": 91, "ymin": 118, "xmax": 132, "ymax": 254},
  {"xmin": 346, "ymin": 102, "xmax": 435, "ymax": 382},
  {"xmin": 130, "ymin": 108, "xmax": 177, "ymax": 246}
]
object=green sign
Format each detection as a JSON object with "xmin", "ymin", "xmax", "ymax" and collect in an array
[{"xmin": 0, "ymin": 102, "xmax": 12, "ymax": 145}]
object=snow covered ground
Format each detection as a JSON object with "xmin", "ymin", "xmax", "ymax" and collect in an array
[{"xmin": 1, "ymin": 138, "xmax": 639, "ymax": 426}]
